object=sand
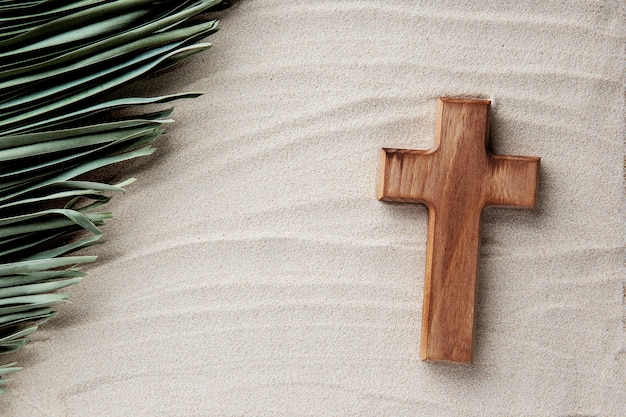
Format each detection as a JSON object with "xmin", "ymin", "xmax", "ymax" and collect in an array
[{"xmin": 2, "ymin": 1, "xmax": 624, "ymax": 416}]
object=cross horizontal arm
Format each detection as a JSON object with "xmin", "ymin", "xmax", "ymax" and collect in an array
[
  {"xmin": 377, "ymin": 148, "xmax": 437, "ymax": 205},
  {"xmin": 484, "ymin": 154, "xmax": 540, "ymax": 208}
]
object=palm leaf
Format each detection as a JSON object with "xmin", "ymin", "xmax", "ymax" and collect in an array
[{"xmin": 0, "ymin": 0, "xmax": 225, "ymax": 393}]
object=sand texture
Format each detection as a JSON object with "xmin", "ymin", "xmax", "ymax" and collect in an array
[{"xmin": 2, "ymin": 1, "xmax": 624, "ymax": 416}]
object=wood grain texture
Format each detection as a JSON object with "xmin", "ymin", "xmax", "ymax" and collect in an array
[{"xmin": 378, "ymin": 98, "xmax": 540, "ymax": 363}]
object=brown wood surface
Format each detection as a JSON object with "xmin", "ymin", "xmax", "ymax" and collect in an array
[{"xmin": 378, "ymin": 98, "xmax": 539, "ymax": 363}]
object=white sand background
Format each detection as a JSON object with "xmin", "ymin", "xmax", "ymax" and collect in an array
[{"xmin": 2, "ymin": 1, "xmax": 624, "ymax": 416}]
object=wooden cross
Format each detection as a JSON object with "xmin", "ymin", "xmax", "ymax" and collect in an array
[{"xmin": 378, "ymin": 98, "xmax": 540, "ymax": 363}]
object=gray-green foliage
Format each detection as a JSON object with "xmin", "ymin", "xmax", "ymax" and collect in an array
[{"xmin": 0, "ymin": 0, "xmax": 222, "ymax": 393}]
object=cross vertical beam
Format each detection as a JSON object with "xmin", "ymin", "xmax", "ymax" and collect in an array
[{"xmin": 378, "ymin": 98, "xmax": 539, "ymax": 363}]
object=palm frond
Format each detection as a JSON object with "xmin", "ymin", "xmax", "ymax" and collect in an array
[{"xmin": 0, "ymin": 0, "xmax": 224, "ymax": 393}]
